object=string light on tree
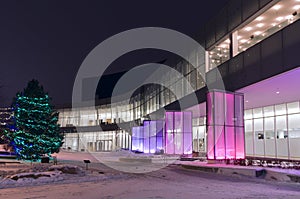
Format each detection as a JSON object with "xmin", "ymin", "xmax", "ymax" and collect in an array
[{"xmin": 7, "ymin": 79, "xmax": 63, "ymax": 160}]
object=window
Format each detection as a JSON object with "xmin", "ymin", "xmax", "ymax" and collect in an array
[
  {"xmin": 287, "ymin": 102, "xmax": 300, "ymax": 114},
  {"xmin": 276, "ymin": 115, "xmax": 287, "ymax": 139},
  {"xmin": 288, "ymin": 114, "xmax": 300, "ymax": 138},
  {"xmin": 265, "ymin": 117, "xmax": 274, "ymax": 139},
  {"xmin": 208, "ymin": 38, "xmax": 230, "ymax": 70},
  {"xmin": 275, "ymin": 104, "xmax": 286, "ymax": 115},
  {"xmin": 254, "ymin": 118, "xmax": 263, "ymax": 139}
]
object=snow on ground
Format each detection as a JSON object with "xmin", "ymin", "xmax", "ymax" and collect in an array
[
  {"xmin": 1, "ymin": 151, "xmax": 300, "ymax": 198},
  {"xmin": 1, "ymin": 165, "xmax": 300, "ymax": 199}
]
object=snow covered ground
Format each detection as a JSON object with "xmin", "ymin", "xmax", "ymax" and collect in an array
[
  {"xmin": 1, "ymin": 165, "xmax": 300, "ymax": 199},
  {"xmin": 1, "ymin": 151, "xmax": 300, "ymax": 199}
]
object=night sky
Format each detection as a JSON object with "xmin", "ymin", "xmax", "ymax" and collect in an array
[{"xmin": 0, "ymin": 0, "xmax": 228, "ymax": 108}]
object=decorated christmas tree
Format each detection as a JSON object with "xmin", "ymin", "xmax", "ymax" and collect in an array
[{"xmin": 8, "ymin": 79, "xmax": 63, "ymax": 160}]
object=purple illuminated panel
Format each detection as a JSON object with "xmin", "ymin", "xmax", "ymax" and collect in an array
[
  {"xmin": 136, "ymin": 120, "xmax": 165, "ymax": 154},
  {"xmin": 165, "ymin": 112, "xmax": 174, "ymax": 154},
  {"xmin": 131, "ymin": 127, "xmax": 139, "ymax": 151},
  {"xmin": 131, "ymin": 126, "xmax": 144, "ymax": 152},
  {"xmin": 143, "ymin": 121, "xmax": 150, "ymax": 153},
  {"xmin": 206, "ymin": 90, "xmax": 245, "ymax": 160},
  {"xmin": 156, "ymin": 120, "xmax": 164, "ymax": 151},
  {"xmin": 150, "ymin": 121, "xmax": 157, "ymax": 153}
]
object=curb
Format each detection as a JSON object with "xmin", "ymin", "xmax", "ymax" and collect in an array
[{"xmin": 181, "ymin": 163, "xmax": 300, "ymax": 183}]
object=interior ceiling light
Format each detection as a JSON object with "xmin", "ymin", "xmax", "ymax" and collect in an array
[
  {"xmin": 244, "ymin": 27, "xmax": 252, "ymax": 31},
  {"xmin": 237, "ymin": 36, "xmax": 242, "ymax": 39},
  {"xmin": 293, "ymin": 5, "xmax": 300, "ymax": 10},
  {"xmin": 272, "ymin": 23, "xmax": 277, "ymax": 26},
  {"xmin": 255, "ymin": 16, "xmax": 264, "ymax": 21},
  {"xmin": 240, "ymin": 39, "xmax": 247, "ymax": 43},
  {"xmin": 254, "ymin": 31, "xmax": 261, "ymax": 35},
  {"xmin": 272, "ymin": 5, "xmax": 282, "ymax": 10},
  {"xmin": 225, "ymin": 39, "xmax": 230, "ymax": 43},
  {"xmin": 286, "ymin": 15, "xmax": 293, "ymax": 20},
  {"xmin": 276, "ymin": 16, "xmax": 283, "ymax": 21},
  {"xmin": 256, "ymin": 23, "xmax": 264, "ymax": 28}
]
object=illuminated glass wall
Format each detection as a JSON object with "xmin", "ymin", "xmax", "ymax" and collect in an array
[
  {"xmin": 207, "ymin": 90, "xmax": 245, "ymax": 160},
  {"xmin": 131, "ymin": 126, "xmax": 144, "ymax": 152},
  {"xmin": 131, "ymin": 120, "xmax": 164, "ymax": 153},
  {"xmin": 165, "ymin": 111, "xmax": 193, "ymax": 155}
]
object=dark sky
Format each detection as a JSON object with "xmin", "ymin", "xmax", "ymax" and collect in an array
[{"xmin": 0, "ymin": 0, "xmax": 228, "ymax": 107}]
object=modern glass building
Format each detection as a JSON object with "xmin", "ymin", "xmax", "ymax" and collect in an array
[{"xmin": 59, "ymin": 0, "xmax": 300, "ymax": 161}]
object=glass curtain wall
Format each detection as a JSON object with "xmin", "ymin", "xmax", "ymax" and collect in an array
[
  {"xmin": 245, "ymin": 101, "xmax": 300, "ymax": 160},
  {"xmin": 63, "ymin": 130, "xmax": 131, "ymax": 152}
]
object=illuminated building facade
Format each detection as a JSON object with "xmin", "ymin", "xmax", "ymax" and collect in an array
[{"xmin": 59, "ymin": 0, "xmax": 300, "ymax": 161}]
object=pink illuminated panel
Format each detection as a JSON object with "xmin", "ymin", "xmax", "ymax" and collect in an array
[
  {"xmin": 206, "ymin": 90, "xmax": 245, "ymax": 160},
  {"xmin": 174, "ymin": 112, "xmax": 183, "ymax": 154},
  {"xmin": 214, "ymin": 126, "xmax": 225, "ymax": 159},
  {"xmin": 165, "ymin": 111, "xmax": 193, "ymax": 155},
  {"xmin": 225, "ymin": 93, "xmax": 234, "ymax": 126},
  {"xmin": 225, "ymin": 127, "xmax": 235, "ymax": 159},
  {"xmin": 235, "ymin": 127, "xmax": 245, "ymax": 159},
  {"xmin": 215, "ymin": 92, "xmax": 225, "ymax": 125},
  {"xmin": 207, "ymin": 126, "xmax": 215, "ymax": 159},
  {"xmin": 183, "ymin": 112, "xmax": 192, "ymax": 154}
]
